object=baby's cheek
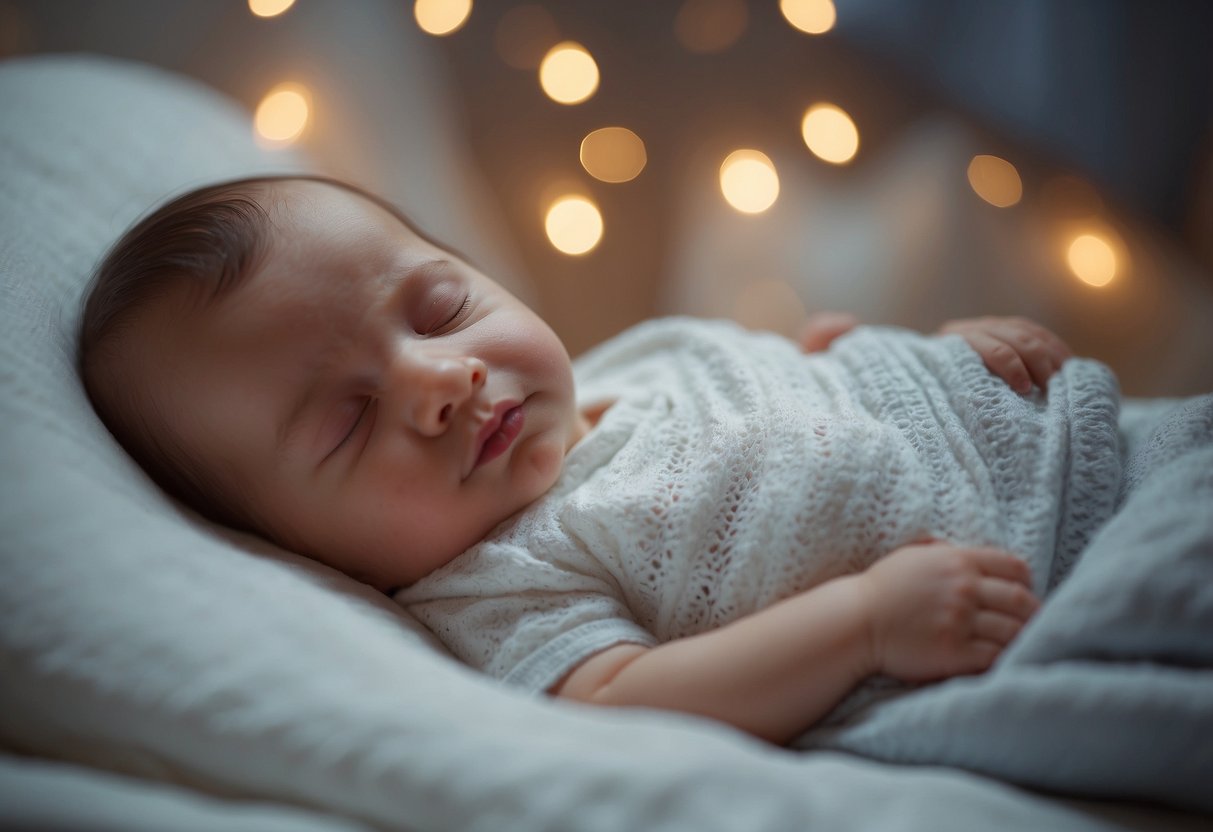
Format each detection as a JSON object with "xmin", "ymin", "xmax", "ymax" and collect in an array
[
  {"xmin": 526, "ymin": 440, "xmax": 564, "ymax": 484},
  {"xmin": 505, "ymin": 437, "xmax": 563, "ymax": 509}
]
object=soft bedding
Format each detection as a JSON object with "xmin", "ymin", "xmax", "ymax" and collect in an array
[
  {"xmin": 802, "ymin": 394, "xmax": 1213, "ymax": 809},
  {"xmin": 3, "ymin": 53, "xmax": 1211, "ymax": 832}
]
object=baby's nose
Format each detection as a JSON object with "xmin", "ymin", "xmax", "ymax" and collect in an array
[{"xmin": 407, "ymin": 355, "xmax": 486, "ymax": 437}]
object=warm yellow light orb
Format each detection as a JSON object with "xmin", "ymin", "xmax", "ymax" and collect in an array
[
  {"xmin": 248, "ymin": 0, "xmax": 296, "ymax": 18},
  {"xmin": 720, "ymin": 149, "xmax": 780, "ymax": 214},
  {"xmin": 545, "ymin": 195, "xmax": 603, "ymax": 255},
  {"xmin": 967, "ymin": 154, "xmax": 1022, "ymax": 207},
  {"xmin": 801, "ymin": 103, "xmax": 859, "ymax": 164},
  {"xmin": 580, "ymin": 127, "xmax": 647, "ymax": 183},
  {"xmin": 414, "ymin": 0, "xmax": 472, "ymax": 36},
  {"xmin": 1066, "ymin": 233, "xmax": 1118, "ymax": 287},
  {"xmin": 254, "ymin": 83, "xmax": 310, "ymax": 145},
  {"xmin": 539, "ymin": 42, "xmax": 599, "ymax": 105},
  {"xmin": 780, "ymin": 0, "xmax": 836, "ymax": 34}
]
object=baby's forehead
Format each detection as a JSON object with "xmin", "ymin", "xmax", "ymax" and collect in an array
[
  {"xmin": 270, "ymin": 179, "xmax": 402, "ymax": 233},
  {"xmin": 134, "ymin": 178, "xmax": 452, "ymax": 353},
  {"xmin": 259, "ymin": 181, "xmax": 430, "ymax": 267},
  {"xmin": 262, "ymin": 178, "xmax": 464, "ymax": 282}
]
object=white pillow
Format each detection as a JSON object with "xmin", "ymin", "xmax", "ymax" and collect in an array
[{"xmin": 0, "ymin": 53, "xmax": 803, "ymax": 831}]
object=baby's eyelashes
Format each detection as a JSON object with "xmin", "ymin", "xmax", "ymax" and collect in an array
[
  {"xmin": 416, "ymin": 285, "xmax": 471, "ymax": 335},
  {"xmin": 326, "ymin": 397, "xmax": 374, "ymax": 458}
]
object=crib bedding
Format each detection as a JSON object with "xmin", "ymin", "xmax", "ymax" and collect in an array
[
  {"xmin": 2, "ymin": 749, "xmax": 1208, "ymax": 832},
  {"xmin": 801, "ymin": 395, "xmax": 1213, "ymax": 811},
  {"xmin": 2, "ymin": 55, "xmax": 1211, "ymax": 832},
  {"xmin": 0, "ymin": 752, "xmax": 378, "ymax": 832}
]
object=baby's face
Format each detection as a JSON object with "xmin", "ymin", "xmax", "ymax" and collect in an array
[{"xmin": 137, "ymin": 180, "xmax": 586, "ymax": 589}]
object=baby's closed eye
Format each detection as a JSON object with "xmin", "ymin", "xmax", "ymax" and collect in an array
[
  {"xmin": 416, "ymin": 281, "xmax": 470, "ymax": 335},
  {"xmin": 326, "ymin": 396, "xmax": 374, "ymax": 457}
]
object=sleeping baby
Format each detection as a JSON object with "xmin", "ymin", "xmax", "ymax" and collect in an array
[{"xmin": 81, "ymin": 175, "xmax": 1103, "ymax": 744}]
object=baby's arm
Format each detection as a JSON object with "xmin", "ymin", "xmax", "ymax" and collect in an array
[
  {"xmin": 798, "ymin": 313, "xmax": 1073, "ymax": 394},
  {"xmin": 553, "ymin": 541, "xmax": 1038, "ymax": 744}
]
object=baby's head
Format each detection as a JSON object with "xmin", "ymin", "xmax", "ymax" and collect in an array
[{"xmin": 80, "ymin": 176, "xmax": 585, "ymax": 590}]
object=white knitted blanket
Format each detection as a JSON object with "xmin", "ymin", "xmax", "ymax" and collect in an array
[
  {"xmin": 799, "ymin": 393, "xmax": 1213, "ymax": 812},
  {"xmin": 402, "ymin": 318, "xmax": 1120, "ymax": 690}
]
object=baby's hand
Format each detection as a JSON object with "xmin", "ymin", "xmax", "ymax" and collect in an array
[
  {"xmin": 939, "ymin": 316, "xmax": 1072, "ymax": 393},
  {"xmin": 798, "ymin": 311, "xmax": 861, "ymax": 353},
  {"xmin": 858, "ymin": 541, "xmax": 1039, "ymax": 682}
]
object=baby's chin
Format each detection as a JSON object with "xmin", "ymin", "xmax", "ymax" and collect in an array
[{"xmin": 458, "ymin": 447, "xmax": 566, "ymax": 547}]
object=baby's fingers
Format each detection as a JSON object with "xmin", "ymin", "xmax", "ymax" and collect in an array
[
  {"xmin": 994, "ymin": 316, "xmax": 1072, "ymax": 362},
  {"xmin": 972, "ymin": 610, "xmax": 1028, "ymax": 645},
  {"xmin": 1016, "ymin": 317, "xmax": 1073, "ymax": 364},
  {"xmin": 978, "ymin": 577, "xmax": 1040, "ymax": 619},
  {"xmin": 960, "ymin": 640, "xmax": 1003, "ymax": 674},
  {"xmin": 963, "ymin": 331, "xmax": 1034, "ymax": 394},
  {"xmin": 985, "ymin": 319, "xmax": 1065, "ymax": 391},
  {"xmin": 971, "ymin": 547, "xmax": 1034, "ymax": 586}
]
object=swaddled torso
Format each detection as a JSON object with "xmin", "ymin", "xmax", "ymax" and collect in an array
[{"xmin": 397, "ymin": 318, "xmax": 1120, "ymax": 693}]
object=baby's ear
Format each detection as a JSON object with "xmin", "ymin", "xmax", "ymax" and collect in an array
[{"xmin": 797, "ymin": 312, "xmax": 860, "ymax": 353}]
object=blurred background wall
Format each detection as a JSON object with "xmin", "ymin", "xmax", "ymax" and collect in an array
[{"xmin": 4, "ymin": 0, "xmax": 1211, "ymax": 394}]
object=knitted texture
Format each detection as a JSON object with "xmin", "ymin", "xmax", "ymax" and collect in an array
[
  {"xmin": 799, "ymin": 393, "xmax": 1213, "ymax": 812},
  {"xmin": 398, "ymin": 318, "xmax": 1121, "ymax": 693}
]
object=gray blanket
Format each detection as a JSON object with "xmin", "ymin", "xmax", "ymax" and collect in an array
[{"xmin": 798, "ymin": 394, "xmax": 1213, "ymax": 812}]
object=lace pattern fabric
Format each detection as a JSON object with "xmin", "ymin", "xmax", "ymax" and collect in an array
[{"xmin": 397, "ymin": 318, "xmax": 1121, "ymax": 693}]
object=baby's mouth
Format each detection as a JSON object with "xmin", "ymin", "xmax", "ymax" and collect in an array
[{"xmin": 472, "ymin": 400, "xmax": 525, "ymax": 472}]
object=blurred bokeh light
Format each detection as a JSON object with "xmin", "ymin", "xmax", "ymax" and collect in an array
[
  {"xmin": 494, "ymin": 3, "xmax": 559, "ymax": 70},
  {"xmin": 780, "ymin": 0, "xmax": 836, "ymax": 35},
  {"xmin": 4, "ymin": 0, "xmax": 1211, "ymax": 400},
  {"xmin": 967, "ymin": 154, "xmax": 1023, "ymax": 207},
  {"xmin": 254, "ymin": 83, "xmax": 310, "ymax": 145},
  {"xmin": 801, "ymin": 103, "xmax": 859, "ymax": 164},
  {"xmin": 539, "ymin": 41, "xmax": 599, "ymax": 104},
  {"xmin": 580, "ymin": 127, "xmax": 647, "ymax": 183},
  {"xmin": 248, "ymin": 0, "xmax": 296, "ymax": 18},
  {"xmin": 414, "ymin": 0, "xmax": 472, "ymax": 37},
  {"xmin": 1066, "ymin": 231, "xmax": 1120, "ymax": 288},
  {"xmin": 720, "ymin": 149, "xmax": 780, "ymax": 214},
  {"xmin": 674, "ymin": 0, "xmax": 748, "ymax": 54},
  {"xmin": 545, "ymin": 195, "xmax": 604, "ymax": 254}
]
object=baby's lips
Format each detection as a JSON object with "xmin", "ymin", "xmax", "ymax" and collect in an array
[
  {"xmin": 474, "ymin": 403, "xmax": 525, "ymax": 470},
  {"xmin": 465, "ymin": 398, "xmax": 523, "ymax": 476}
]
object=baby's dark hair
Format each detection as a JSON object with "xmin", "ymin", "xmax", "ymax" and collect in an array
[{"xmin": 78, "ymin": 174, "xmax": 436, "ymax": 530}]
